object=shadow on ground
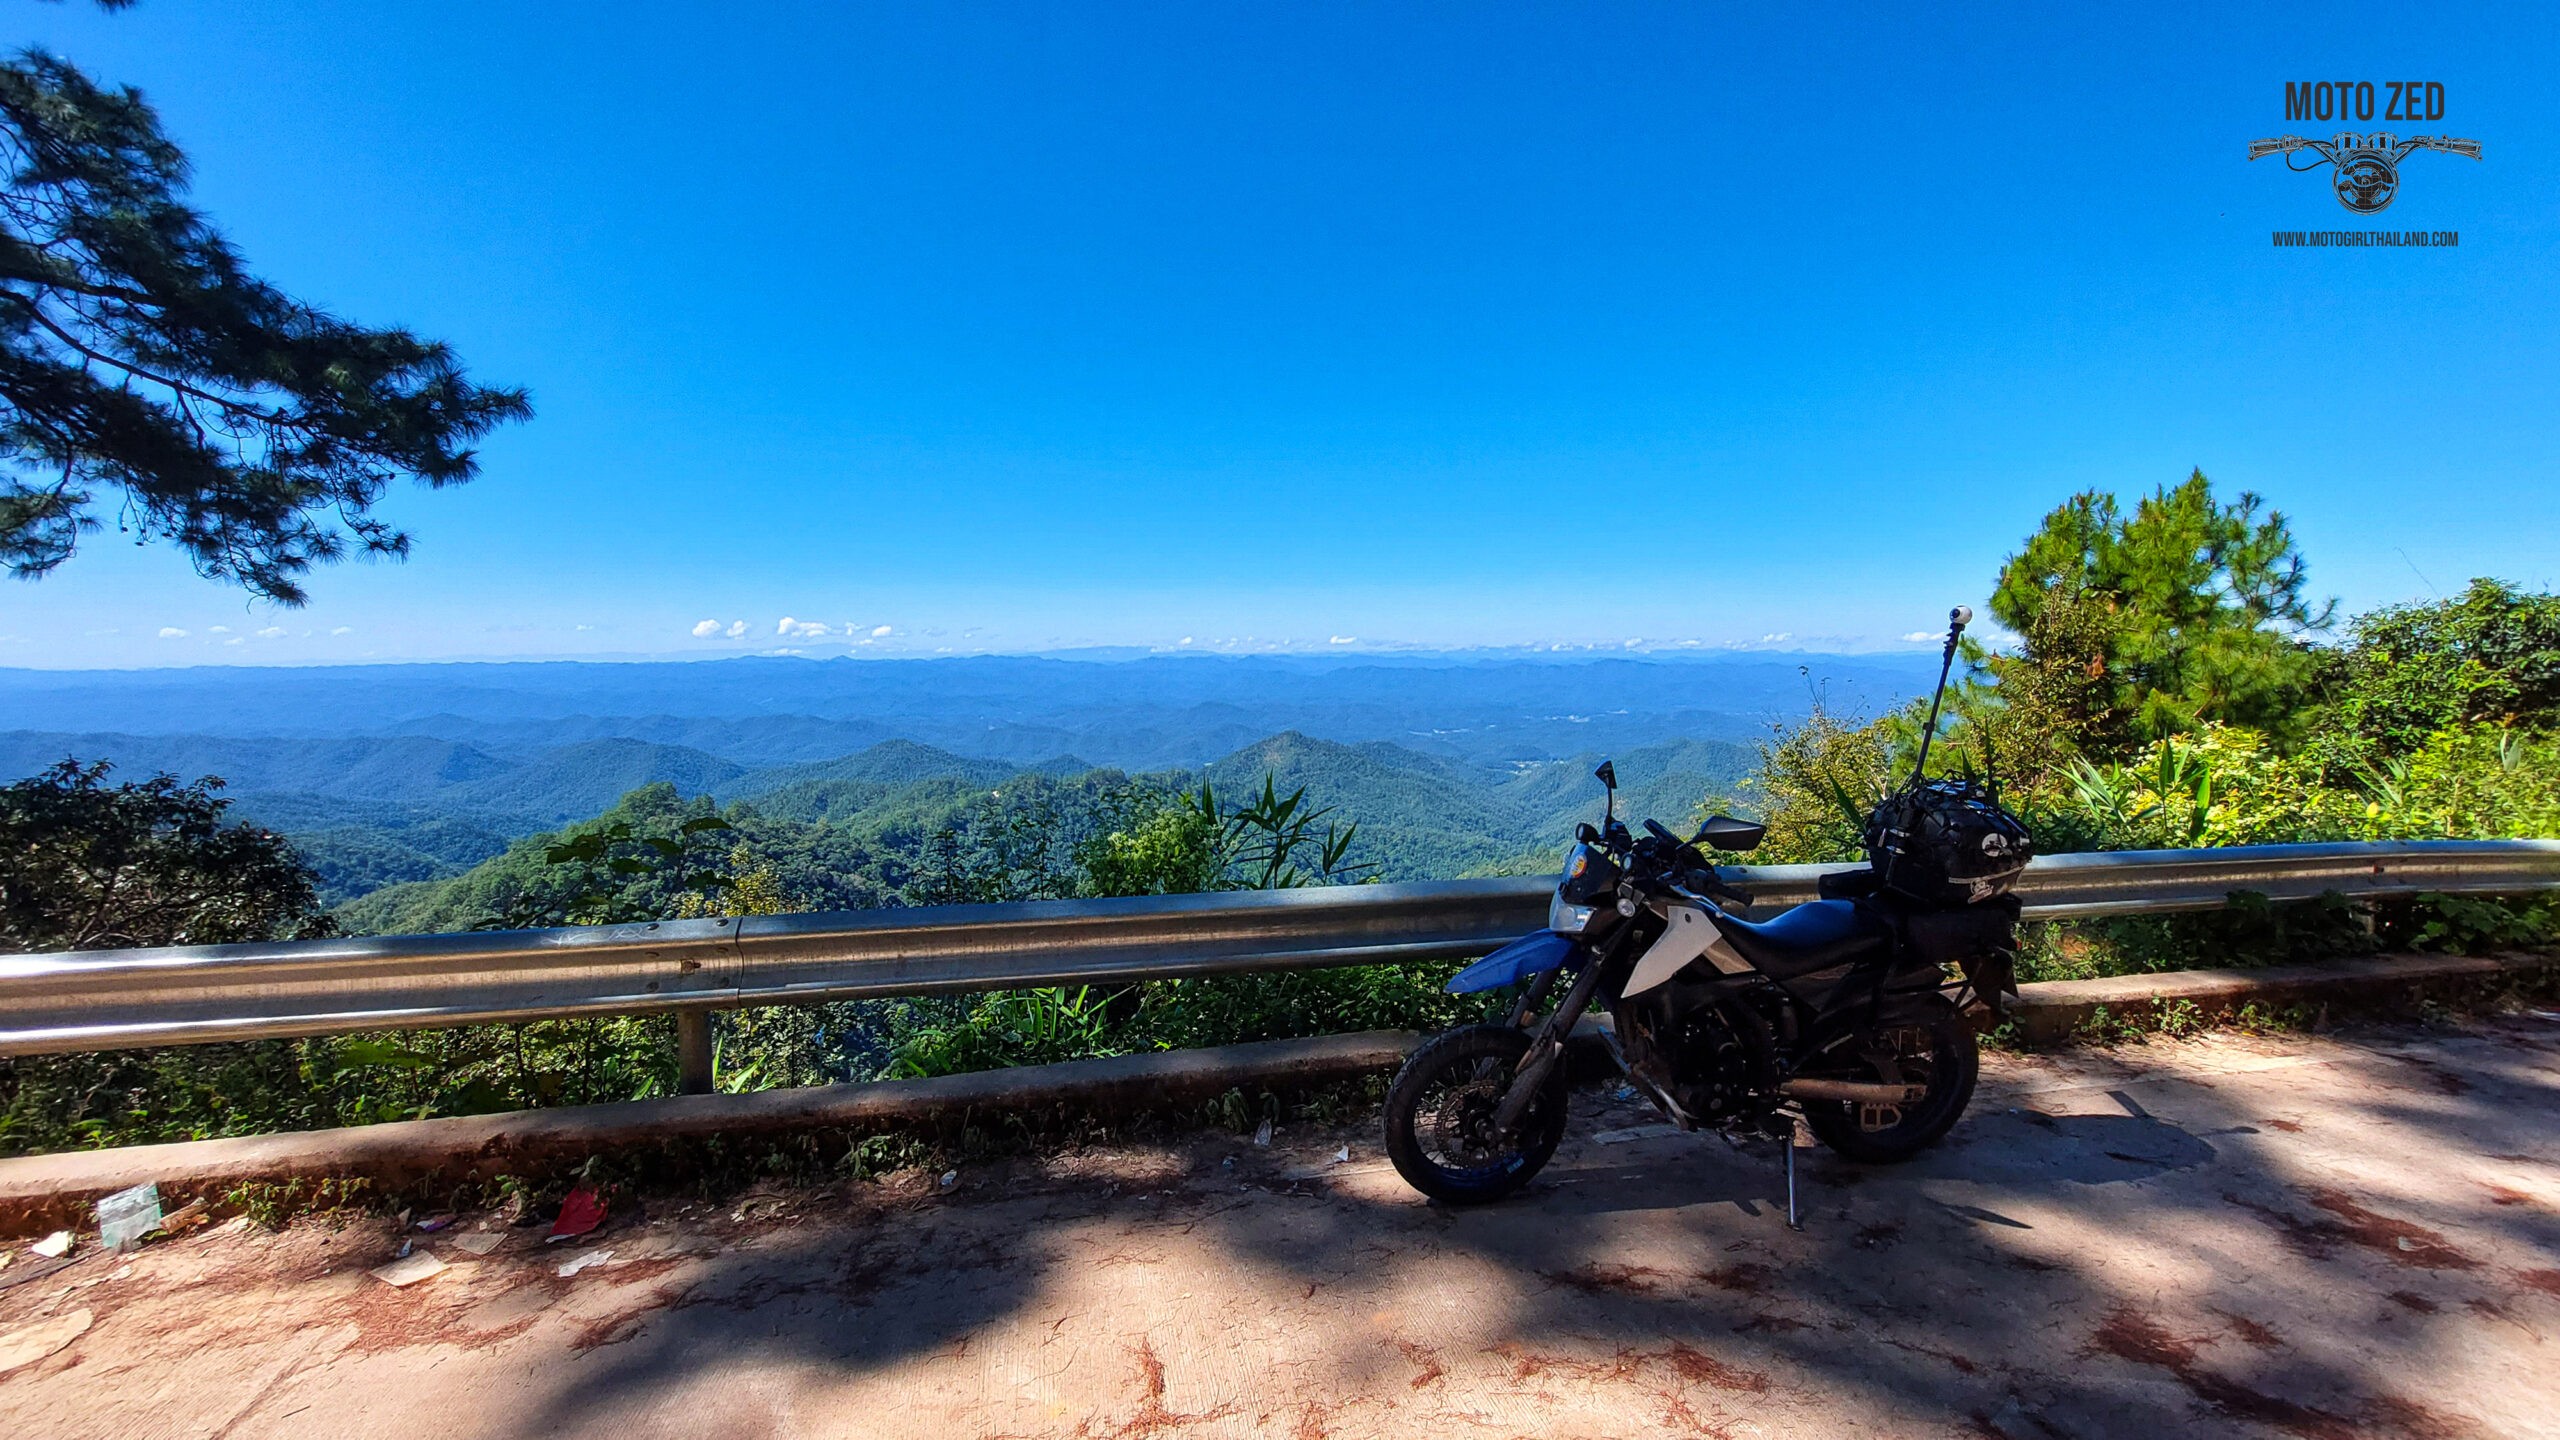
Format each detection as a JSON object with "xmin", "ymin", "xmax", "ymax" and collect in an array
[
  {"xmin": 498, "ymin": 1019, "xmax": 2560, "ymax": 1438},
  {"xmin": 4, "ymin": 1019, "xmax": 2555, "ymax": 1438}
]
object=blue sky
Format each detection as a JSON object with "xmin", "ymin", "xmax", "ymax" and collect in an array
[{"xmin": 3, "ymin": 2, "xmax": 2554, "ymax": 667}]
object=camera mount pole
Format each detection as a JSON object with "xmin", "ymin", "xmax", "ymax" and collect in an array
[
  {"xmin": 1875, "ymin": 606, "xmax": 1972, "ymax": 900},
  {"xmin": 1907, "ymin": 605, "xmax": 1971, "ymax": 786}
]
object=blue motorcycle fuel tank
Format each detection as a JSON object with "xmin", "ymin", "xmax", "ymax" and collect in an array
[{"xmin": 1444, "ymin": 930, "xmax": 1578, "ymax": 994}]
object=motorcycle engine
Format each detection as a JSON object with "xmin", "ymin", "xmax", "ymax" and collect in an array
[{"xmin": 1612, "ymin": 991, "xmax": 1759, "ymax": 1125}]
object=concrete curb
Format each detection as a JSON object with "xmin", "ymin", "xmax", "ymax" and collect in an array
[
  {"xmin": 2002, "ymin": 949, "xmax": 2555, "ymax": 1046},
  {"xmin": 0, "ymin": 1029, "xmax": 1420, "ymax": 1235},
  {"xmin": 2, "ymin": 949, "xmax": 2551, "ymax": 1235}
]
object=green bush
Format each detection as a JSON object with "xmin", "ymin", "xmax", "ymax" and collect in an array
[
  {"xmin": 870, "ymin": 965, "xmax": 1476, "ymax": 1082},
  {"xmin": 0, "ymin": 1018, "xmax": 680, "ymax": 1157}
]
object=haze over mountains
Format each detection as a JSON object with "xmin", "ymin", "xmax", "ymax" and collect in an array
[{"xmin": 0, "ymin": 651, "xmax": 1933, "ymax": 905}]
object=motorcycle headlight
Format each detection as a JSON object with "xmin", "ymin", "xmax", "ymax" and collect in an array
[
  {"xmin": 1548, "ymin": 889, "xmax": 1594, "ymax": 935},
  {"xmin": 1557, "ymin": 842, "xmax": 1620, "ymax": 905}
]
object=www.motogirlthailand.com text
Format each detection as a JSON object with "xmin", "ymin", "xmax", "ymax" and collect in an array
[{"xmin": 2272, "ymin": 230, "xmax": 2460, "ymax": 247}]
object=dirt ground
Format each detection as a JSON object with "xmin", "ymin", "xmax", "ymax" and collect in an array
[{"xmin": 2, "ymin": 1016, "xmax": 2557, "ymax": 1439}]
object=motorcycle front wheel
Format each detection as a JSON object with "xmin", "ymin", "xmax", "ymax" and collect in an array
[
  {"xmin": 1800, "ymin": 995, "xmax": 1978, "ymax": 1163},
  {"xmin": 1383, "ymin": 1023, "xmax": 1569, "ymax": 1205}
]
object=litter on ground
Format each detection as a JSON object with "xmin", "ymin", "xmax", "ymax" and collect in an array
[
  {"xmin": 367, "ymin": 1252, "xmax": 449, "ymax": 1288},
  {"xmin": 95, "ymin": 1183, "xmax": 162, "ymax": 1252},
  {"xmin": 547, "ymin": 1186, "xmax": 607, "ymax": 1242},
  {"xmin": 154, "ymin": 1199, "xmax": 212, "ymax": 1238}
]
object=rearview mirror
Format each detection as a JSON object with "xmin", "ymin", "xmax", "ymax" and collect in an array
[
  {"xmin": 1693, "ymin": 814, "xmax": 1765, "ymax": 852},
  {"xmin": 1593, "ymin": 760, "xmax": 1616, "ymax": 790}
]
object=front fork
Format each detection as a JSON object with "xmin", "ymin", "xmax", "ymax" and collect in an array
[
  {"xmin": 1504, "ymin": 965, "xmax": 1561, "ymax": 1028},
  {"xmin": 1490, "ymin": 920, "xmax": 1626, "ymax": 1134}
]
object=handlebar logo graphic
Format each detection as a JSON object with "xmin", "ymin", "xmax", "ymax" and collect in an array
[
  {"xmin": 2251, "ymin": 133, "xmax": 2482, "ymax": 214},
  {"xmin": 2251, "ymin": 83, "xmax": 2479, "ymax": 215}
]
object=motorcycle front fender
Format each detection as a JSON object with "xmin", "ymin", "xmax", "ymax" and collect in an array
[{"xmin": 1444, "ymin": 930, "xmax": 1578, "ymax": 995}]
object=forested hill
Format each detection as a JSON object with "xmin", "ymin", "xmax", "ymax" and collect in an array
[
  {"xmin": 0, "ymin": 724, "xmax": 1756, "ymax": 910},
  {"xmin": 1203, "ymin": 732, "xmax": 1753, "ymax": 878},
  {"xmin": 0, "ymin": 649, "xmax": 1900, "ymax": 909},
  {"xmin": 322, "ymin": 728, "xmax": 1756, "ymax": 936}
]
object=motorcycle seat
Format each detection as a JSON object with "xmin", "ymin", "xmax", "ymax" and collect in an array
[{"xmin": 1719, "ymin": 899, "xmax": 1893, "ymax": 979}]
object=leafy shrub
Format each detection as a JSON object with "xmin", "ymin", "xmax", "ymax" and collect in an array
[
  {"xmin": 882, "ymin": 987, "xmax": 1122, "ymax": 1079},
  {"xmin": 1724, "ymin": 702, "xmax": 1893, "ymax": 865},
  {"xmin": 1119, "ymin": 965, "xmax": 1473, "ymax": 1053},
  {"xmin": 0, "ymin": 760, "xmax": 333, "ymax": 950},
  {"xmin": 2322, "ymin": 578, "xmax": 2560, "ymax": 758}
]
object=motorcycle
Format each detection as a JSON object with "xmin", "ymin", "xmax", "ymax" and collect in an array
[{"xmin": 1382, "ymin": 606, "xmax": 2032, "ymax": 1209}]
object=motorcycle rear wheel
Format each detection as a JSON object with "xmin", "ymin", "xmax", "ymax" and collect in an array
[
  {"xmin": 1801, "ymin": 996, "xmax": 1978, "ymax": 1163},
  {"xmin": 1383, "ymin": 1024, "xmax": 1569, "ymax": 1204}
]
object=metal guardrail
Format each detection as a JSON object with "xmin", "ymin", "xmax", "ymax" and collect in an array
[{"xmin": 1, "ymin": 840, "xmax": 2555, "ymax": 1063}]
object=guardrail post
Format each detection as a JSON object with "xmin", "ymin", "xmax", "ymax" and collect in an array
[{"xmin": 676, "ymin": 1011, "xmax": 714, "ymax": 1095}]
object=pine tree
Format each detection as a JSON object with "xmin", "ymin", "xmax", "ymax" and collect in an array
[
  {"xmin": 0, "ymin": 49, "xmax": 528, "ymax": 603},
  {"xmin": 1989, "ymin": 470, "xmax": 2332, "ymax": 755}
]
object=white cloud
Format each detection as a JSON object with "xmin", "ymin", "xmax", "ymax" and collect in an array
[
  {"xmin": 870, "ymin": 624, "xmax": 893, "ymax": 638},
  {"xmin": 256, "ymin": 626, "xmax": 285, "ymax": 639},
  {"xmin": 1329, "ymin": 636, "xmax": 1356, "ymax": 645},
  {"xmin": 330, "ymin": 626, "xmax": 353, "ymax": 636},
  {"xmin": 1901, "ymin": 631, "xmax": 1936, "ymax": 643},
  {"xmin": 1759, "ymin": 632, "xmax": 1792, "ymax": 644},
  {"xmin": 725, "ymin": 620, "xmax": 747, "ymax": 639},
  {"xmin": 208, "ymin": 625, "xmax": 231, "ymax": 634},
  {"xmin": 223, "ymin": 635, "xmax": 243, "ymax": 646},
  {"xmin": 691, "ymin": 619, "xmax": 722, "ymax": 638},
  {"xmin": 778, "ymin": 617, "xmax": 831, "ymax": 639},
  {"xmin": 157, "ymin": 627, "xmax": 188, "ymax": 639}
]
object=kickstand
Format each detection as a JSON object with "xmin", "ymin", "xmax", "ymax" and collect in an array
[{"xmin": 1783, "ymin": 1110, "xmax": 1812, "ymax": 1230}]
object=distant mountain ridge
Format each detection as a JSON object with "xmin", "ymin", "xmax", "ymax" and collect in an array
[
  {"xmin": 0, "ymin": 650, "xmax": 1898, "ymax": 904},
  {"xmin": 0, "ymin": 732, "xmax": 523, "ymax": 806},
  {"xmin": 0, "ymin": 651, "xmax": 1929, "ymax": 770}
]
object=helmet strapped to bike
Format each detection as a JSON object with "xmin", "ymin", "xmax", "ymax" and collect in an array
[{"xmin": 1862, "ymin": 777, "xmax": 2033, "ymax": 908}]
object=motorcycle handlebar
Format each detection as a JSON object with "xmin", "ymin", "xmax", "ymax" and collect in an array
[{"xmin": 1615, "ymin": 821, "xmax": 1751, "ymax": 907}]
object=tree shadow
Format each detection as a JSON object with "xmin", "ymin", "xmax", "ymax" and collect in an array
[{"xmin": 511, "ymin": 1020, "xmax": 2560, "ymax": 1438}]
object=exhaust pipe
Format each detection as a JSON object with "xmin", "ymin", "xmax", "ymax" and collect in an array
[{"xmin": 1780, "ymin": 1077, "xmax": 1929, "ymax": 1104}]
